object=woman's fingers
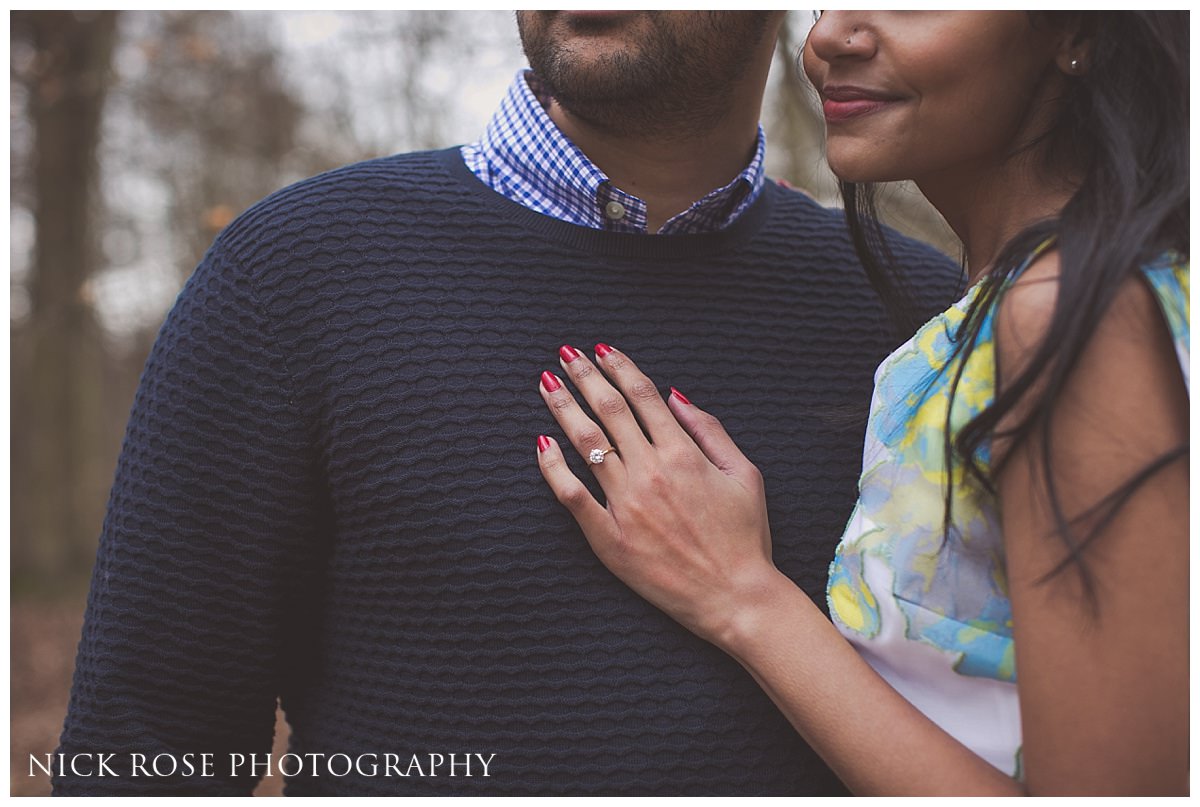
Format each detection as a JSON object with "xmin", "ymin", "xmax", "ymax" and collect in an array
[
  {"xmin": 667, "ymin": 388, "xmax": 761, "ymax": 488},
  {"xmin": 536, "ymin": 434, "xmax": 614, "ymax": 535},
  {"xmin": 539, "ymin": 370, "xmax": 627, "ymax": 483},
  {"xmin": 589, "ymin": 344, "xmax": 692, "ymax": 448},
  {"xmin": 557, "ymin": 345, "xmax": 652, "ymax": 459},
  {"xmin": 536, "ymin": 350, "xmax": 778, "ymax": 647},
  {"xmin": 541, "ymin": 345, "xmax": 756, "ymax": 491}
]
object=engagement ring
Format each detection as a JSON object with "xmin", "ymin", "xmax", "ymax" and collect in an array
[{"xmin": 588, "ymin": 447, "xmax": 618, "ymax": 465}]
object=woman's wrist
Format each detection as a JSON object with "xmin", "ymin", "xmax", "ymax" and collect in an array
[{"xmin": 708, "ymin": 566, "xmax": 817, "ymax": 660}]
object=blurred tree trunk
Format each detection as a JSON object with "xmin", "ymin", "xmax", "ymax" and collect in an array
[{"xmin": 13, "ymin": 11, "xmax": 119, "ymax": 589}]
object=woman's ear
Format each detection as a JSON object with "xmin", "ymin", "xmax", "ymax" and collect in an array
[
  {"xmin": 1055, "ymin": 47, "xmax": 1091, "ymax": 77},
  {"xmin": 1053, "ymin": 18, "xmax": 1093, "ymax": 76}
]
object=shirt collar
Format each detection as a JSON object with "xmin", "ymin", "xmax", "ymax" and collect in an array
[{"xmin": 472, "ymin": 70, "xmax": 767, "ymax": 235}]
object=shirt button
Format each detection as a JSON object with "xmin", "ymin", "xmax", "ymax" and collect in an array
[{"xmin": 604, "ymin": 201, "xmax": 626, "ymax": 221}]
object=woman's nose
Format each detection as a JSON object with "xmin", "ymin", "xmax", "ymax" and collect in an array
[{"xmin": 805, "ymin": 11, "xmax": 877, "ymax": 63}]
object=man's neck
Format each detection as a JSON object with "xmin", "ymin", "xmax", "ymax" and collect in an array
[{"xmin": 547, "ymin": 102, "xmax": 760, "ymax": 233}]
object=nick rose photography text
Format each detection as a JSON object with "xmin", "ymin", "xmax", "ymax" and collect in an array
[{"xmin": 30, "ymin": 752, "xmax": 497, "ymax": 778}]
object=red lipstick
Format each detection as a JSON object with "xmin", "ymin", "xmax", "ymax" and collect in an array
[{"xmin": 821, "ymin": 85, "xmax": 901, "ymax": 123}]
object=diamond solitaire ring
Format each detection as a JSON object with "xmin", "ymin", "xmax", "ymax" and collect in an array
[{"xmin": 588, "ymin": 447, "xmax": 618, "ymax": 465}]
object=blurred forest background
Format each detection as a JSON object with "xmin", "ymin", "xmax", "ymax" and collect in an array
[{"xmin": 9, "ymin": 10, "xmax": 955, "ymax": 796}]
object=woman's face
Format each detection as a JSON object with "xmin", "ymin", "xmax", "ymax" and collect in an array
[{"xmin": 801, "ymin": 11, "xmax": 1065, "ymax": 185}]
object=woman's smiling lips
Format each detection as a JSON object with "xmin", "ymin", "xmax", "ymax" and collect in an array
[{"xmin": 821, "ymin": 85, "xmax": 903, "ymax": 123}]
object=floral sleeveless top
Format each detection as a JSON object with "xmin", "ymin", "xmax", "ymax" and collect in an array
[{"xmin": 827, "ymin": 251, "xmax": 1189, "ymax": 777}]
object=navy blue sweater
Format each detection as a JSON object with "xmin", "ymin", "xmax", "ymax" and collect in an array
[{"xmin": 55, "ymin": 148, "xmax": 959, "ymax": 795}]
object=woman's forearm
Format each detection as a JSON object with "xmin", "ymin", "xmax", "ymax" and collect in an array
[{"xmin": 719, "ymin": 570, "xmax": 1024, "ymax": 797}]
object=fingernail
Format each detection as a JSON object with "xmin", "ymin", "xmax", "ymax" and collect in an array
[
  {"xmin": 595, "ymin": 343, "xmax": 614, "ymax": 358},
  {"xmin": 670, "ymin": 387, "xmax": 692, "ymax": 405},
  {"xmin": 541, "ymin": 371, "xmax": 561, "ymax": 392},
  {"xmin": 537, "ymin": 435, "xmax": 552, "ymax": 453},
  {"xmin": 559, "ymin": 344, "xmax": 580, "ymax": 363}
]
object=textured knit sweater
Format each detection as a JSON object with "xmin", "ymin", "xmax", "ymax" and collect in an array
[{"xmin": 55, "ymin": 148, "xmax": 960, "ymax": 796}]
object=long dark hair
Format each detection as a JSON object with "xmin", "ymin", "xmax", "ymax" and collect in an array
[{"xmin": 842, "ymin": 12, "xmax": 1189, "ymax": 602}]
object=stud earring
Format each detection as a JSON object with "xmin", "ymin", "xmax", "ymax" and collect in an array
[{"xmin": 1069, "ymin": 58, "xmax": 1080, "ymax": 72}]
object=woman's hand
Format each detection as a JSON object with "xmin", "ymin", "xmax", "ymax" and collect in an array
[
  {"xmin": 535, "ymin": 343, "xmax": 793, "ymax": 649},
  {"xmin": 534, "ymin": 344, "xmax": 1028, "ymax": 796}
]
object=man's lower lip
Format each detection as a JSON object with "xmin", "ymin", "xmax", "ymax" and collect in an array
[
  {"xmin": 561, "ymin": 11, "xmax": 637, "ymax": 21},
  {"xmin": 822, "ymin": 99, "xmax": 896, "ymax": 123}
]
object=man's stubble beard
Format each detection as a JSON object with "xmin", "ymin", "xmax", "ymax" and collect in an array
[{"xmin": 519, "ymin": 12, "xmax": 773, "ymax": 141}]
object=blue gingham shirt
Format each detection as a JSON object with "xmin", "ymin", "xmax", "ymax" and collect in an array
[{"xmin": 461, "ymin": 70, "xmax": 767, "ymax": 235}]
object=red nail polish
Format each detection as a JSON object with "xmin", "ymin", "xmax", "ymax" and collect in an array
[
  {"xmin": 559, "ymin": 344, "xmax": 580, "ymax": 363},
  {"xmin": 537, "ymin": 435, "xmax": 552, "ymax": 453},
  {"xmin": 671, "ymin": 387, "xmax": 692, "ymax": 405},
  {"xmin": 541, "ymin": 371, "xmax": 561, "ymax": 392},
  {"xmin": 595, "ymin": 343, "xmax": 614, "ymax": 358}
]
